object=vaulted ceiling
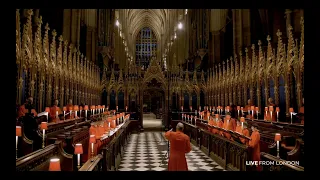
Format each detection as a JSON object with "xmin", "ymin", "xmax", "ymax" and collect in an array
[{"xmin": 116, "ymin": 9, "xmax": 182, "ymax": 60}]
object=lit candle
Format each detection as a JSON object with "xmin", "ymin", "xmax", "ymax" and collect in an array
[
  {"xmin": 255, "ymin": 107, "xmax": 259, "ymax": 120},
  {"xmin": 265, "ymin": 107, "xmax": 268, "ymax": 120},
  {"xmin": 276, "ymin": 107, "xmax": 280, "ymax": 122}
]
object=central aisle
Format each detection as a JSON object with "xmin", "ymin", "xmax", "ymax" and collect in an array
[{"xmin": 118, "ymin": 132, "xmax": 226, "ymax": 171}]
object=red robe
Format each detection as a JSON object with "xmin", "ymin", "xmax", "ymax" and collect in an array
[
  {"xmin": 165, "ymin": 131, "xmax": 191, "ymax": 171},
  {"xmin": 49, "ymin": 105, "xmax": 62, "ymax": 123},
  {"xmin": 249, "ymin": 131, "xmax": 261, "ymax": 170},
  {"xmin": 236, "ymin": 126, "xmax": 250, "ymax": 145},
  {"xmin": 66, "ymin": 104, "xmax": 74, "ymax": 119},
  {"xmin": 223, "ymin": 120, "xmax": 233, "ymax": 140},
  {"xmin": 17, "ymin": 104, "xmax": 37, "ymax": 119}
]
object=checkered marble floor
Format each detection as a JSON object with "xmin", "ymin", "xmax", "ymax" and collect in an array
[{"xmin": 119, "ymin": 132, "xmax": 226, "ymax": 171}]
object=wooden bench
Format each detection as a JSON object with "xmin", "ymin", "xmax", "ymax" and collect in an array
[
  {"xmin": 79, "ymin": 154, "xmax": 104, "ymax": 171},
  {"xmin": 260, "ymin": 152, "xmax": 304, "ymax": 171},
  {"xmin": 16, "ymin": 140, "xmax": 73, "ymax": 171},
  {"xmin": 182, "ymin": 121, "xmax": 250, "ymax": 171}
]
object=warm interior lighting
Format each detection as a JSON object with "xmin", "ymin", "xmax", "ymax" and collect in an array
[
  {"xmin": 178, "ymin": 22, "xmax": 182, "ymax": 29},
  {"xmin": 174, "ymin": 33, "xmax": 177, "ymax": 39},
  {"xmin": 116, "ymin": 20, "xmax": 119, "ymax": 26},
  {"xmin": 49, "ymin": 158, "xmax": 61, "ymax": 171},
  {"xmin": 185, "ymin": 9, "xmax": 188, "ymax": 15}
]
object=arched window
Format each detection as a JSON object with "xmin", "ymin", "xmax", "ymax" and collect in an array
[{"xmin": 135, "ymin": 27, "xmax": 157, "ymax": 69}]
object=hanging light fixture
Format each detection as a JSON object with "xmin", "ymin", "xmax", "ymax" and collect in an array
[
  {"xmin": 185, "ymin": 9, "xmax": 188, "ymax": 15},
  {"xmin": 178, "ymin": 22, "xmax": 183, "ymax": 29},
  {"xmin": 116, "ymin": 19, "xmax": 119, "ymax": 26}
]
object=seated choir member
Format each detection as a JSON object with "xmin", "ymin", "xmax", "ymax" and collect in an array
[
  {"xmin": 66, "ymin": 99, "xmax": 74, "ymax": 119},
  {"xmin": 17, "ymin": 96, "xmax": 37, "ymax": 120},
  {"xmin": 222, "ymin": 113, "xmax": 235, "ymax": 140},
  {"xmin": 49, "ymin": 99, "xmax": 62, "ymax": 123},
  {"xmin": 212, "ymin": 114, "xmax": 223, "ymax": 134},
  {"xmin": 236, "ymin": 121, "xmax": 250, "ymax": 145},
  {"xmin": 249, "ymin": 125, "xmax": 261, "ymax": 171}
]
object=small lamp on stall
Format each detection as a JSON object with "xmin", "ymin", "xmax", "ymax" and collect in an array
[
  {"xmin": 40, "ymin": 122, "xmax": 48, "ymax": 148},
  {"xmin": 255, "ymin": 107, "xmax": 259, "ymax": 120},
  {"xmin": 63, "ymin": 106, "xmax": 67, "ymax": 120},
  {"xmin": 116, "ymin": 106, "xmax": 118, "ymax": 112},
  {"xmin": 241, "ymin": 107, "xmax": 244, "ymax": 116},
  {"xmin": 74, "ymin": 143, "xmax": 83, "ymax": 169},
  {"xmin": 102, "ymin": 105, "xmax": 105, "ymax": 113},
  {"xmin": 190, "ymin": 106, "xmax": 192, "ymax": 112},
  {"xmin": 212, "ymin": 106, "xmax": 216, "ymax": 113},
  {"xmin": 226, "ymin": 106, "xmax": 230, "ymax": 113},
  {"xmin": 199, "ymin": 106, "xmax": 201, "ymax": 112},
  {"xmin": 96, "ymin": 106, "xmax": 98, "ymax": 115},
  {"xmin": 209, "ymin": 106, "xmax": 212, "ymax": 112},
  {"xmin": 89, "ymin": 135, "xmax": 96, "ymax": 159},
  {"xmin": 215, "ymin": 114, "xmax": 219, "ymax": 122},
  {"xmin": 276, "ymin": 107, "xmax": 280, "ymax": 122},
  {"xmin": 181, "ymin": 106, "xmax": 183, "ymax": 112},
  {"xmin": 106, "ymin": 105, "xmax": 109, "ymax": 111},
  {"xmin": 237, "ymin": 106, "xmax": 240, "ymax": 119},
  {"xmin": 240, "ymin": 117, "xmax": 245, "ymax": 130},
  {"xmin": 269, "ymin": 106, "xmax": 274, "ymax": 123},
  {"xmin": 16, "ymin": 126, "xmax": 22, "ymax": 159},
  {"xmin": 84, "ymin": 105, "xmax": 88, "ymax": 120},
  {"xmin": 91, "ymin": 106, "xmax": 95, "ymax": 116},
  {"xmin": 125, "ymin": 105, "xmax": 128, "ymax": 112},
  {"xmin": 194, "ymin": 116, "xmax": 197, "ymax": 125},
  {"xmin": 251, "ymin": 106, "xmax": 255, "ymax": 119},
  {"xmin": 187, "ymin": 115, "xmax": 190, "ymax": 122},
  {"xmin": 73, "ymin": 105, "xmax": 79, "ymax": 118},
  {"xmin": 289, "ymin": 108, "xmax": 294, "ymax": 124},
  {"xmin": 274, "ymin": 133, "xmax": 281, "ymax": 158},
  {"xmin": 49, "ymin": 158, "xmax": 61, "ymax": 171},
  {"xmin": 264, "ymin": 107, "xmax": 268, "ymax": 120},
  {"xmin": 45, "ymin": 107, "xmax": 50, "ymax": 122}
]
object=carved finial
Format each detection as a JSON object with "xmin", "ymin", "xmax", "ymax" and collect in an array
[
  {"xmin": 64, "ymin": 40, "xmax": 68, "ymax": 46},
  {"xmin": 288, "ymin": 25, "xmax": 293, "ymax": 32},
  {"xmin": 58, "ymin": 35, "xmax": 63, "ymax": 42},
  {"xmin": 73, "ymin": 47, "xmax": 77, "ymax": 53},
  {"xmin": 26, "ymin": 9, "xmax": 33, "ymax": 16},
  {"xmin": 245, "ymin": 47, "xmax": 248, "ymax": 53},
  {"xmin": 239, "ymin": 49, "xmax": 242, "ymax": 56},
  {"xmin": 52, "ymin": 30, "xmax": 57, "ymax": 37},
  {"xmin": 267, "ymin": 35, "xmax": 271, "ymax": 42},
  {"xmin": 230, "ymin": 56, "xmax": 233, "ymax": 61},
  {"xmin": 251, "ymin": 44, "xmax": 255, "ymax": 50},
  {"xmin": 45, "ymin": 23, "xmax": 50, "ymax": 31},
  {"xmin": 258, "ymin": 40, "xmax": 262, "ymax": 46},
  {"xmin": 81, "ymin": 53, "xmax": 84, "ymax": 59},
  {"xmin": 69, "ymin": 43, "xmax": 73, "ymax": 49},
  {"xmin": 38, "ymin": 16, "xmax": 43, "ymax": 25},
  {"xmin": 276, "ymin": 29, "xmax": 282, "ymax": 37}
]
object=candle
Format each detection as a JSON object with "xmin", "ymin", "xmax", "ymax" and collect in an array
[{"xmin": 289, "ymin": 108, "xmax": 294, "ymax": 124}]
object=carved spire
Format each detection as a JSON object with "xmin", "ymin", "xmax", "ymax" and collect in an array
[
  {"xmin": 193, "ymin": 70, "xmax": 197, "ymax": 85},
  {"xmin": 185, "ymin": 69, "xmax": 189, "ymax": 82},
  {"xmin": 299, "ymin": 17, "xmax": 304, "ymax": 73},
  {"xmin": 118, "ymin": 69, "xmax": 123, "ymax": 84}
]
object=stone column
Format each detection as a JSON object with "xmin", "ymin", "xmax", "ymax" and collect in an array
[
  {"xmin": 63, "ymin": 9, "xmax": 71, "ymax": 43},
  {"xmin": 285, "ymin": 9, "xmax": 292, "ymax": 38},
  {"xmin": 242, "ymin": 9, "xmax": 251, "ymax": 48}
]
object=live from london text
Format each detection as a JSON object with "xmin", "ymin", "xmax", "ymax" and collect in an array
[{"xmin": 246, "ymin": 161, "xmax": 300, "ymax": 166}]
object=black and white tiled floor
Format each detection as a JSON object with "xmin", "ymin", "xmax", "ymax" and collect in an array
[{"xmin": 119, "ymin": 132, "xmax": 226, "ymax": 171}]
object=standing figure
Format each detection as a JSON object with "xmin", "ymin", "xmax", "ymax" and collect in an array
[
  {"xmin": 249, "ymin": 125, "xmax": 261, "ymax": 171},
  {"xmin": 165, "ymin": 123, "xmax": 192, "ymax": 171}
]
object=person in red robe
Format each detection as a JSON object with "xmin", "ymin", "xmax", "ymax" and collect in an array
[
  {"xmin": 222, "ymin": 114, "xmax": 234, "ymax": 140},
  {"xmin": 49, "ymin": 99, "xmax": 62, "ymax": 123},
  {"xmin": 17, "ymin": 96, "xmax": 37, "ymax": 120},
  {"xmin": 249, "ymin": 125, "xmax": 261, "ymax": 171},
  {"xmin": 236, "ymin": 122, "xmax": 250, "ymax": 145},
  {"xmin": 165, "ymin": 123, "xmax": 191, "ymax": 171},
  {"xmin": 66, "ymin": 99, "xmax": 74, "ymax": 119}
]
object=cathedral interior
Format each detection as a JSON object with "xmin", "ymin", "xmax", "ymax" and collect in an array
[{"xmin": 16, "ymin": 9, "xmax": 304, "ymax": 172}]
